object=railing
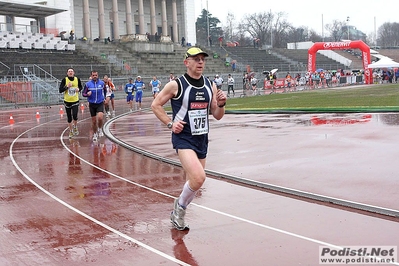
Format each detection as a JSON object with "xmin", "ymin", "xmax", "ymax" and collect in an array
[
  {"xmin": 0, "ymin": 81, "xmax": 62, "ymax": 108},
  {"xmin": 17, "ymin": 64, "xmax": 59, "ymax": 81},
  {"xmin": 0, "ymin": 61, "xmax": 10, "ymax": 76},
  {"xmin": 0, "ymin": 65, "xmax": 62, "ymax": 108}
]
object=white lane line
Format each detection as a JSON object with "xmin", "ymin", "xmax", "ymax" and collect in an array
[{"xmin": 9, "ymin": 119, "xmax": 190, "ymax": 266}]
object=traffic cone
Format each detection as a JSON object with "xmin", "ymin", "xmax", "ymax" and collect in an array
[
  {"xmin": 35, "ymin": 110, "xmax": 40, "ymax": 119},
  {"xmin": 80, "ymin": 103, "xmax": 85, "ymax": 112},
  {"xmin": 9, "ymin": 114, "xmax": 15, "ymax": 125},
  {"xmin": 59, "ymin": 106, "xmax": 64, "ymax": 116}
]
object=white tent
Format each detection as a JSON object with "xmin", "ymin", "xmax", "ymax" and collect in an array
[{"xmin": 368, "ymin": 56, "xmax": 399, "ymax": 68}]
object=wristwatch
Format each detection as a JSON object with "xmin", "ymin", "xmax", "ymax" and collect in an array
[
  {"xmin": 218, "ymin": 102, "xmax": 226, "ymax": 108},
  {"xmin": 167, "ymin": 121, "xmax": 173, "ymax": 129}
]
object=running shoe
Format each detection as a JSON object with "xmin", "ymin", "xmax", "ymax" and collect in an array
[
  {"xmin": 170, "ymin": 198, "xmax": 189, "ymax": 231},
  {"xmin": 69, "ymin": 131, "xmax": 74, "ymax": 139},
  {"xmin": 73, "ymin": 126, "xmax": 79, "ymax": 136},
  {"xmin": 112, "ymin": 110, "xmax": 115, "ymax": 116},
  {"xmin": 98, "ymin": 128, "xmax": 104, "ymax": 137},
  {"xmin": 93, "ymin": 132, "xmax": 98, "ymax": 142}
]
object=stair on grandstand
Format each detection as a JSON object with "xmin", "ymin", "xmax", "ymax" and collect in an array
[
  {"xmin": 209, "ymin": 46, "xmax": 294, "ymax": 74},
  {"xmin": 75, "ymin": 41, "xmax": 229, "ymax": 76},
  {"xmin": 375, "ymin": 49, "xmax": 399, "ymax": 62},
  {"xmin": 0, "ymin": 48, "xmax": 111, "ymax": 80}
]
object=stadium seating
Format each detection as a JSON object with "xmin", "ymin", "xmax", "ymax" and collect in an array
[{"xmin": 0, "ymin": 31, "xmax": 74, "ymax": 51}]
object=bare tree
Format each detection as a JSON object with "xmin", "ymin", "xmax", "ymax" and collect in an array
[
  {"xmin": 222, "ymin": 12, "xmax": 235, "ymax": 41},
  {"xmin": 237, "ymin": 11, "xmax": 294, "ymax": 48},
  {"xmin": 235, "ymin": 23, "xmax": 252, "ymax": 46},
  {"xmin": 271, "ymin": 12, "xmax": 292, "ymax": 48},
  {"xmin": 307, "ymin": 29, "xmax": 323, "ymax": 43},
  {"xmin": 284, "ymin": 27, "xmax": 307, "ymax": 48},
  {"xmin": 240, "ymin": 11, "xmax": 273, "ymax": 47},
  {"xmin": 325, "ymin": 20, "xmax": 346, "ymax": 41},
  {"xmin": 378, "ymin": 22, "xmax": 399, "ymax": 47}
]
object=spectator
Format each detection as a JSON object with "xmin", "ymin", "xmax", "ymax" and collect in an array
[
  {"xmin": 181, "ymin": 36, "xmax": 186, "ymax": 47},
  {"xmin": 227, "ymin": 74, "xmax": 235, "ymax": 97},
  {"xmin": 69, "ymin": 30, "xmax": 75, "ymax": 43},
  {"xmin": 218, "ymin": 36, "xmax": 223, "ymax": 47},
  {"xmin": 169, "ymin": 72, "xmax": 175, "ymax": 82}
]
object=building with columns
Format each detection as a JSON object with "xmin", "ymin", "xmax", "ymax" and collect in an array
[{"xmin": 0, "ymin": 0, "xmax": 196, "ymax": 45}]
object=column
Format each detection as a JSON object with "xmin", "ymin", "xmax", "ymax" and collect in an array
[
  {"xmin": 172, "ymin": 0, "xmax": 178, "ymax": 43},
  {"xmin": 83, "ymin": 0, "xmax": 91, "ymax": 39},
  {"xmin": 11, "ymin": 16, "xmax": 16, "ymax": 32},
  {"xmin": 112, "ymin": 0, "xmax": 120, "ymax": 40},
  {"xmin": 98, "ymin": 0, "xmax": 106, "ymax": 39},
  {"xmin": 150, "ymin": 0, "xmax": 157, "ymax": 35},
  {"xmin": 161, "ymin": 0, "xmax": 168, "ymax": 36},
  {"xmin": 138, "ymin": 0, "xmax": 145, "ymax": 34},
  {"xmin": 125, "ymin": 0, "xmax": 133, "ymax": 34}
]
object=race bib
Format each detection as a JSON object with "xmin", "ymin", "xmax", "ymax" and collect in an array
[
  {"xmin": 188, "ymin": 109, "xmax": 208, "ymax": 135},
  {"xmin": 68, "ymin": 87, "xmax": 76, "ymax": 96}
]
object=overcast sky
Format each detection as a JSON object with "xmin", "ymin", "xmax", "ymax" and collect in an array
[{"xmin": 195, "ymin": 0, "xmax": 397, "ymax": 37}]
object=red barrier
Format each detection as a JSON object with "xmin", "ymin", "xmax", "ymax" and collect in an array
[
  {"xmin": 0, "ymin": 82, "xmax": 33, "ymax": 103},
  {"xmin": 263, "ymin": 78, "xmax": 286, "ymax": 89}
]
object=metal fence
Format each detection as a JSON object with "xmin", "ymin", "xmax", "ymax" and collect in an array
[{"xmin": 0, "ymin": 80, "xmax": 62, "ymax": 109}]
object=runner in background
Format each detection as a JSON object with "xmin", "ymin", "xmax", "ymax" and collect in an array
[
  {"xmin": 124, "ymin": 77, "xmax": 135, "ymax": 112},
  {"xmin": 149, "ymin": 75, "xmax": 161, "ymax": 99},
  {"xmin": 103, "ymin": 75, "xmax": 116, "ymax": 118},
  {"xmin": 82, "ymin": 70, "xmax": 106, "ymax": 142},
  {"xmin": 59, "ymin": 68, "xmax": 83, "ymax": 139},
  {"xmin": 133, "ymin": 75, "xmax": 145, "ymax": 110}
]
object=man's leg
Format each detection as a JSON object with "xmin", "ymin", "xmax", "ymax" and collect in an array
[
  {"xmin": 97, "ymin": 104, "xmax": 104, "ymax": 136},
  {"xmin": 72, "ymin": 104, "xmax": 79, "ymax": 135},
  {"xmin": 91, "ymin": 116, "xmax": 98, "ymax": 133},
  {"xmin": 170, "ymin": 150, "xmax": 206, "ymax": 230}
]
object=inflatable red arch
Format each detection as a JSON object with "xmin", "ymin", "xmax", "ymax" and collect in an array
[{"xmin": 308, "ymin": 40, "xmax": 372, "ymax": 84}]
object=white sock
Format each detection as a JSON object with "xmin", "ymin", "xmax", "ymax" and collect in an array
[{"xmin": 178, "ymin": 181, "xmax": 196, "ymax": 209}]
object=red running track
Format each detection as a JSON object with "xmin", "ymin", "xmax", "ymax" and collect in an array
[{"xmin": 1, "ymin": 99, "xmax": 398, "ymax": 265}]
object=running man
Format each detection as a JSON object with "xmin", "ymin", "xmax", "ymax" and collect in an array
[
  {"xmin": 59, "ymin": 68, "xmax": 83, "ymax": 138},
  {"xmin": 124, "ymin": 77, "xmax": 135, "ymax": 112},
  {"xmin": 134, "ymin": 75, "xmax": 145, "ymax": 110},
  {"xmin": 149, "ymin": 75, "xmax": 161, "ymax": 98},
  {"xmin": 82, "ymin": 70, "xmax": 106, "ymax": 141},
  {"xmin": 103, "ymin": 75, "xmax": 116, "ymax": 118},
  {"xmin": 151, "ymin": 47, "xmax": 227, "ymax": 230}
]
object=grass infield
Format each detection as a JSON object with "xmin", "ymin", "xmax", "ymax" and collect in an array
[{"xmin": 225, "ymin": 84, "xmax": 399, "ymax": 113}]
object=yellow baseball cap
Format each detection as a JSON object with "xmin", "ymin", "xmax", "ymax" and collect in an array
[{"xmin": 185, "ymin": 47, "xmax": 209, "ymax": 59}]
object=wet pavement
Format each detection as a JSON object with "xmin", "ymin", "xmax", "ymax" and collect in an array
[{"xmin": 1, "ymin": 98, "xmax": 399, "ymax": 265}]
